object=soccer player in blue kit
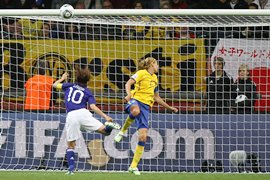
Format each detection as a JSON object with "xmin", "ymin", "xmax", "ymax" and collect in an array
[{"xmin": 53, "ymin": 68, "xmax": 121, "ymax": 174}]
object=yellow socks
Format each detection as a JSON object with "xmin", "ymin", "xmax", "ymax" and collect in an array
[
  {"xmin": 121, "ymin": 116, "xmax": 135, "ymax": 133},
  {"xmin": 130, "ymin": 141, "xmax": 145, "ymax": 168},
  {"xmin": 121, "ymin": 116, "xmax": 146, "ymax": 168}
]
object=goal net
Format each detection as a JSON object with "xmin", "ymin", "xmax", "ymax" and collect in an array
[{"xmin": 0, "ymin": 9, "xmax": 269, "ymax": 173}]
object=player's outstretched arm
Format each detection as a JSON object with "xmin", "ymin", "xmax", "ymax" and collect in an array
[
  {"xmin": 89, "ymin": 104, "xmax": 113, "ymax": 122},
  {"xmin": 53, "ymin": 72, "xmax": 68, "ymax": 89},
  {"xmin": 154, "ymin": 92, "xmax": 178, "ymax": 113}
]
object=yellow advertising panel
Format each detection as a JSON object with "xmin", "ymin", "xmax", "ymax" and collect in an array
[{"xmin": 1, "ymin": 39, "xmax": 206, "ymax": 101}]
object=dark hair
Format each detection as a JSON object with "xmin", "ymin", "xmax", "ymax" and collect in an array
[
  {"xmin": 75, "ymin": 67, "xmax": 90, "ymax": 87},
  {"xmin": 36, "ymin": 60, "xmax": 49, "ymax": 75},
  {"xmin": 213, "ymin": 57, "xmax": 225, "ymax": 68},
  {"xmin": 133, "ymin": 0, "xmax": 143, "ymax": 8},
  {"xmin": 249, "ymin": 3, "xmax": 259, "ymax": 9}
]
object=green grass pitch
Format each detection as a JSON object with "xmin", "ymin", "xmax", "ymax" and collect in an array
[{"xmin": 0, "ymin": 171, "xmax": 269, "ymax": 180}]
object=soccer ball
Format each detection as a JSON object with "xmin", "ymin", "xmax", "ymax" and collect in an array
[{"xmin": 60, "ymin": 4, "xmax": 74, "ymax": 19}]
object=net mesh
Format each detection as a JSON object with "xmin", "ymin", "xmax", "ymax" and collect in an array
[{"xmin": 0, "ymin": 13, "xmax": 269, "ymax": 172}]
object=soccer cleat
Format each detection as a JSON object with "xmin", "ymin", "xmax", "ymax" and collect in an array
[
  {"xmin": 114, "ymin": 131, "xmax": 124, "ymax": 143},
  {"xmin": 105, "ymin": 121, "xmax": 121, "ymax": 130},
  {"xmin": 128, "ymin": 167, "xmax": 141, "ymax": 175},
  {"xmin": 68, "ymin": 164, "xmax": 74, "ymax": 171},
  {"xmin": 66, "ymin": 171, "xmax": 74, "ymax": 175}
]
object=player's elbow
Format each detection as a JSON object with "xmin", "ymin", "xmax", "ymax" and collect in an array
[
  {"xmin": 89, "ymin": 104, "xmax": 97, "ymax": 110},
  {"xmin": 154, "ymin": 94, "xmax": 160, "ymax": 102},
  {"xmin": 125, "ymin": 82, "xmax": 131, "ymax": 89}
]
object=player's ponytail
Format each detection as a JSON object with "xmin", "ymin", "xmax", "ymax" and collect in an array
[{"xmin": 137, "ymin": 57, "xmax": 157, "ymax": 70}]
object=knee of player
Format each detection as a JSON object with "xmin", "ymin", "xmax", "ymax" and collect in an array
[
  {"xmin": 138, "ymin": 128, "xmax": 148, "ymax": 142},
  {"xmin": 138, "ymin": 134, "xmax": 147, "ymax": 142},
  {"xmin": 138, "ymin": 136, "xmax": 147, "ymax": 142},
  {"xmin": 130, "ymin": 107, "xmax": 140, "ymax": 117}
]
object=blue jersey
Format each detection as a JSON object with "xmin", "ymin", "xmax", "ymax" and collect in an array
[{"xmin": 61, "ymin": 83, "xmax": 96, "ymax": 112}]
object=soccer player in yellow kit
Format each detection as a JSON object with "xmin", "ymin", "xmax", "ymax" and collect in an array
[{"xmin": 114, "ymin": 57, "xmax": 178, "ymax": 175}]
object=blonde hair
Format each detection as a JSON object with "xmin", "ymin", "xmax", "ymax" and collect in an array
[
  {"xmin": 137, "ymin": 57, "xmax": 157, "ymax": 70},
  {"xmin": 238, "ymin": 64, "xmax": 250, "ymax": 72}
]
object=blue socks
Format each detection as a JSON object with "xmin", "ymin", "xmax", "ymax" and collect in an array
[
  {"xmin": 138, "ymin": 141, "xmax": 145, "ymax": 146},
  {"xmin": 66, "ymin": 149, "xmax": 75, "ymax": 172},
  {"xmin": 104, "ymin": 125, "xmax": 113, "ymax": 134}
]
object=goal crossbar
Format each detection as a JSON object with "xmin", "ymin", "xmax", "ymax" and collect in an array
[{"xmin": 0, "ymin": 9, "xmax": 270, "ymax": 16}]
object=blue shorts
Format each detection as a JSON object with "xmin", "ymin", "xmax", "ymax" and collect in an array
[{"xmin": 125, "ymin": 99, "xmax": 150, "ymax": 129}]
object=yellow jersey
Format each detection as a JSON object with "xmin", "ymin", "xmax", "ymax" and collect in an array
[
  {"xmin": 18, "ymin": 19, "xmax": 43, "ymax": 38},
  {"xmin": 131, "ymin": 69, "xmax": 158, "ymax": 107}
]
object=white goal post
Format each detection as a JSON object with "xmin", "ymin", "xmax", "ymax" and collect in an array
[{"xmin": 0, "ymin": 9, "xmax": 269, "ymax": 173}]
